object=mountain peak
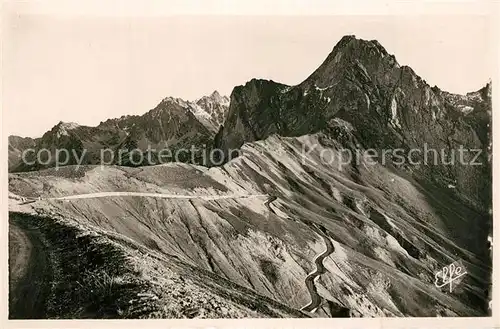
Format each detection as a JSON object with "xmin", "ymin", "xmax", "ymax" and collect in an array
[
  {"xmin": 210, "ymin": 90, "xmax": 221, "ymax": 98},
  {"xmin": 37, "ymin": 121, "xmax": 82, "ymax": 141},
  {"xmin": 302, "ymin": 35, "xmax": 398, "ymax": 87},
  {"xmin": 51, "ymin": 121, "xmax": 79, "ymax": 138},
  {"xmin": 196, "ymin": 90, "xmax": 229, "ymax": 106},
  {"xmin": 334, "ymin": 34, "xmax": 357, "ymax": 48},
  {"xmin": 55, "ymin": 121, "xmax": 79, "ymax": 129},
  {"xmin": 201, "ymin": 90, "xmax": 229, "ymax": 105},
  {"xmin": 331, "ymin": 35, "xmax": 390, "ymax": 57},
  {"xmin": 161, "ymin": 96, "xmax": 190, "ymax": 108}
]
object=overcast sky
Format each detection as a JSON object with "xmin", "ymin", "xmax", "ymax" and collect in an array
[{"xmin": 3, "ymin": 14, "xmax": 495, "ymax": 137}]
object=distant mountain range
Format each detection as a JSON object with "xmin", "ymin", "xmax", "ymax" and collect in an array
[{"xmin": 8, "ymin": 91, "xmax": 230, "ymax": 170}]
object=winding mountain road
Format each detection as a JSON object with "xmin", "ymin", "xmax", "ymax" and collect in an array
[
  {"xmin": 301, "ymin": 225, "xmax": 335, "ymax": 313},
  {"xmin": 15, "ymin": 192, "xmax": 332, "ymax": 315},
  {"xmin": 264, "ymin": 196, "xmax": 278, "ymax": 213},
  {"xmin": 23, "ymin": 192, "xmax": 269, "ymax": 202},
  {"xmin": 263, "ymin": 196, "xmax": 335, "ymax": 313}
]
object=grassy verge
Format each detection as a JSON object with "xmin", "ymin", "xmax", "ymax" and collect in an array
[{"xmin": 10, "ymin": 212, "xmax": 161, "ymax": 319}]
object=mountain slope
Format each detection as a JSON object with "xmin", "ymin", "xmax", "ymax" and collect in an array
[{"xmin": 9, "ymin": 132, "xmax": 491, "ymax": 317}]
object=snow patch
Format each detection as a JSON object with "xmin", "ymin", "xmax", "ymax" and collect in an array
[
  {"xmin": 315, "ymin": 84, "xmax": 333, "ymax": 92},
  {"xmin": 458, "ymin": 105, "xmax": 474, "ymax": 115},
  {"xmin": 56, "ymin": 122, "xmax": 79, "ymax": 138},
  {"xmin": 389, "ymin": 98, "xmax": 401, "ymax": 128},
  {"xmin": 280, "ymin": 86, "xmax": 292, "ymax": 94}
]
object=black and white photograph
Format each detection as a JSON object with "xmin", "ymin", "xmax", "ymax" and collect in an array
[{"xmin": 2, "ymin": 1, "xmax": 497, "ymax": 326}]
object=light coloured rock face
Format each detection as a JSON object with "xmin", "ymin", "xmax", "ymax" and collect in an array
[
  {"xmin": 195, "ymin": 90, "xmax": 230, "ymax": 128},
  {"xmin": 9, "ymin": 132, "xmax": 490, "ymax": 317}
]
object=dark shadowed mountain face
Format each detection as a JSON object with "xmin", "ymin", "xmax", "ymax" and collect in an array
[
  {"xmin": 217, "ymin": 35, "xmax": 491, "ymax": 210},
  {"xmin": 8, "ymin": 136, "xmax": 38, "ymax": 171},
  {"xmin": 9, "ymin": 92, "xmax": 230, "ymax": 172}
]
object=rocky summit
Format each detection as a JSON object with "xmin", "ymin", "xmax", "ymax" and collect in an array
[
  {"xmin": 217, "ymin": 35, "xmax": 491, "ymax": 210},
  {"xmin": 8, "ymin": 36, "xmax": 492, "ymax": 319}
]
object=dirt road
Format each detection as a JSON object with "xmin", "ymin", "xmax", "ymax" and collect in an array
[
  {"xmin": 9, "ymin": 217, "xmax": 52, "ymax": 319},
  {"xmin": 301, "ymin": 225, "xmax": 335, "ymax": 313},
  {"xmin": 42, "ymin": 191, "xmax": 269, "ymax": 201}
]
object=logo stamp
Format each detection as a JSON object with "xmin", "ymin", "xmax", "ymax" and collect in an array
[{"xmin": 434, "ymin": 259, "xmax": 467, "ymax": 293}]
